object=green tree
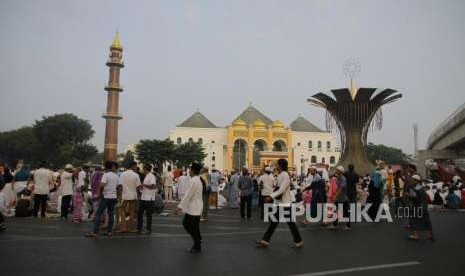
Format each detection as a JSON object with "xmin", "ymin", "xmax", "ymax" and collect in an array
[
  {"xmin": 121, "ymin": 150, "xmax": 136, "ymax": 169},
  {"xmin": 366, "ymin": 143, "xmax": 411, "ymax": 165},
  {"xmin": 31, "ymin": 113, "xmax": 97, "ymax": 167},
  {"xmin": 173, "ymin": 141, "xmax": 207, "ymax": 168},
  {"xmin": 0, "ymin": 113, "xmax": 98, "ymax": 168},
  {"xmin": 0, "ymin": 127, "xmax": 39, "ymax": 167},
  {"xmin": 136, "ymin": 139, "xmax": 175, "ymax": 169}
]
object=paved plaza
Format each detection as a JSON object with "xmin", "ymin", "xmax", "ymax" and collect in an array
[{"xmin": 1, "ymin": 206, "xmax": 464, "ymax": 276}]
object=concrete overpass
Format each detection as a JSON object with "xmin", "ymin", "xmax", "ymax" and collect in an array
[{"xmin": 417, "ymin": 102, "xmax": 465, "ymax": 176}]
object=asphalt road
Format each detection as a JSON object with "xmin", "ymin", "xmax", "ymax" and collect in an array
[{"xmin": 1, "ymin": 206, "xmax": 464, "ymax": 276}]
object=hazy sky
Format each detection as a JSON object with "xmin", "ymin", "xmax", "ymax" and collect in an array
[{"xmin": 1, "ymin": 0, "xmax": 465, "ymax": 154}]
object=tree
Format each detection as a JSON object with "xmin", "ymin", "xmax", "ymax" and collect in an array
[
  {"xmin": 0, "ymin": 127, "xmax": 39, "ymax": 167},
  {"xmin": 136, "ymin": 139, "xmax": 175, "ymax": 169},
  {"xmin": 121, "ymin": 150, "xmax": 136, "ymax": 169},
  {"xmin": 0, "ymin": 113, "xmax": 98, "ymax": 168},
  {"xmin": 366, "ymin": 143, "xmax": 411, "ymax": 165},
  {"xmin": 173, "ymin": 142, "xmax": 207, "ymax": 169},
  {"xmin": 31, "ymin": 114, "xmax": 97, "ymax": 167}
]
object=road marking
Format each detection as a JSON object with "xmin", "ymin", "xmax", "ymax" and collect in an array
[{"xmin": 288, "ymin": 261, "xmax": 421, "ymax": 276}]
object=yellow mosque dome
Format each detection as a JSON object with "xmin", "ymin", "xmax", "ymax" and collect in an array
[
  {"xmin": 253, "ymin": 119, "xmax": 266, "ymax": 128},
  {"xmin": 272, "ymin": 120, "xmax": 285, "ymax": 128},
  {"xmin": 232, "ymin": 118, "xmax": 247, "ymax": 127}
]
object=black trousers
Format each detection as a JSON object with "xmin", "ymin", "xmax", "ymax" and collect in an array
[
  {"xmin": 137, "ymin": 200, "xmax": 155, "ymax": 231},
  {"xmin": 259, "ymin": 195, "xmax": 265, "ymax": 219},
  {"xmin": 182, "ymin": 214, "xmax": 202, "ymax": 250},
  {"xmin": 61, "ymin": 195, "xmax": 72, "ymax": 219},
  {"xmin": 262, "ymin": 206, "xmax": 302, "ymax": 243},
  {"xmin": 33, "ymin": 194, "xmax": 48, "ymax": 218},
  {"xmin": 240, "ymin": 195, "xmax": 252, "ymax": 219},
  {"xmin": 333, "ymin": 201, "xmax": 351, "ymax": 227}
]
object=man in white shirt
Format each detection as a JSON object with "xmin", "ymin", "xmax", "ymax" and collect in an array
[
  {"xmin": 259, "ymin": 167, "xmax": 275, "ymax": 219},
  {"xmin": 33, "ymin": 162, "xmax": 54, "ymax": 218},
  {"xmin": 137, "ymin": 164, "xmax": 157, "ymax": 234},
  {"xmin": 163, "ymin": 166, "xmax": 174, "ymax": 202},
  {"xmin": 85, "ymin": 161, "xmax": 120, "ymax": 237},
  {"xmin": 59, "ymin": 164, "xmax": 74, "ymax": 219},
  {"xmin": 117, "ymin": 161, "xmax": 141, "ymax": 233},
  {"xmin": 175, "ymin": 162, "xmax": 204, "ymax": 253},
  {"xmin": 256, "ymin": 159, "xmax": 303, "ymax": 249}
]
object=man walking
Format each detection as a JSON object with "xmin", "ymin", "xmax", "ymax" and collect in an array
[
  {"xmin": 85, "ymin": 161, "xmax": 119, "ymax": 237},
  {"xmin": 175, "ymin": 162, "xmax": 204, "ymax": 253},
  {"xmin": 256, "ymin": 159, "xmax": 303, "ymax": 248},
  {"xmin": 118, "ymin": 161, "xmax": 141, "ymax": 233},
  {"xmin": 239, "ymin": 167, "xmax": 254, "ymax": 221},
  {"xmin": 137, "ymin": 164, "xmax": 157, "ymax": 235}
]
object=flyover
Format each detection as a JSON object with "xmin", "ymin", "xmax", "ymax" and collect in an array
[{"xmin": 417, "ymin": 102, "xmax": 465, "ymax": 176}]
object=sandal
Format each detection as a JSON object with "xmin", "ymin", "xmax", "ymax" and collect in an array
[
  {"xmin": 84, "ymin": 232, "xmax": 97, "ymax": 238},
  {"xmin": 408, "ymin": 235, "xmax": 419, "ymax": 241}
]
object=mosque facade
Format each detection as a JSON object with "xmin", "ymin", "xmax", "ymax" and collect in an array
[{"xmin": 169, "ymin": 104, "xmax": 340, "ymax": 175}]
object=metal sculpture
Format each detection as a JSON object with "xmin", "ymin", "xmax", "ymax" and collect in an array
[{"xmin": 308, "ymin": 87, "xmax": 402, "ymax": 175}]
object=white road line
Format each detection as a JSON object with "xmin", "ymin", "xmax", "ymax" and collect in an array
[{"xmin": 288, "ymin": 261, "xmax": 421, "ymax": 276}]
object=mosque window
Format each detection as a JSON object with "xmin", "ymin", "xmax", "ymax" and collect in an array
[
  {"xmin": 322, "ymin": 157, "xmax": 326, "ymax": 164},
  {"xmin": 311, "ymin": 155, "xmax": 317, "ymax": 163},
  {"xmin": 327, "ymin": 141, "xmax": 331, "ymax": 150},
  {"xmin": 317, "ymin": 141, "xmax": 322, "ymax": 151},
  {"xmin": 297, "ymin": 142, "xmax": 301, "ymax": 147},
  {"xmin": 330, "ymin": 156, "xmax": 336, "ymax": 164},
  {"xmin": 308, "ymin": 141, "xmax": 313, "ymax": 150}
]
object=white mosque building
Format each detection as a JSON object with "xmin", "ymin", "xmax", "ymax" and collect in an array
[{"xmin": 169, "ymin": 104, "xmax": 340, "ymax": 175}]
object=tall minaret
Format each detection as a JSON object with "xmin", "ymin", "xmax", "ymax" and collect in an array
[{"xmin": 103, "ymin": 31, "xmax": 124, "ymax": 162}]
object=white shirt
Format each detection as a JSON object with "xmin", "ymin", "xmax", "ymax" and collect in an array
[
  {"xmin": 119, "ymin": 170, "xmax": 141, "ymax": 200},
  {"xmin": 271, "ymin": 171, "xmax": 292, "ymax": 204},
  {"xmin": 101, "ymin": 172, "xmax": 119, "ymax": 199},
  {"xmin": 77, "ymin": 170, "xmax": 86, "ymax": 187},
  {"xmin": 139, "ymin": 173, "xmax": 157, "ymax": 201},
  {"xmin": 60, "ymin": 171, "xmax": 74, "ymax": 196},
  {"xmin": 178, "ymin": 175, "xmax": 204, "ymax": 216},
  {"xmin": 177, "ymin": 175, "xmax": 191, "ymax": 196},
  {"xmin": 33, "ymin": 168, "xmax": 53, "ymax": 195},
  {"xmin": 259, "ymin": 173, "xmax": 275, "ymax": 196}
]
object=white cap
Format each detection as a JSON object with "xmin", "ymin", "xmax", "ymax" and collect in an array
[
  {"xmin": 265, "ymin": 167, "xmax": 272, "ymax": 172},
  {"xmin": 336, "ymin": 166, "xmax": 345, "ymax": 173},
  {"xmin": 412, "ymin": 175, "xmax": 422, "ymax": 182},
  {"xmin": 64, "ymin": 164, "xmax": 74, "ymax": 170},
  {"xmin": 453, "ymin": 175, "xmax": 461, "ymax": 182}
]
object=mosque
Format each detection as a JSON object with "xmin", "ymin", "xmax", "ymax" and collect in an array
[{"xmin": 169, "ymin": 104, "xmax": 340, "ymax": 175}]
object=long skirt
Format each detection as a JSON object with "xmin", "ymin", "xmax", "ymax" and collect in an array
[{"xmin": 72, "ymin": 191, "xmax": 83, "ymax": 221}]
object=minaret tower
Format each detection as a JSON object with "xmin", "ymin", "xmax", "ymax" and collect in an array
[{"xmin": 103, "ymin": 31, "xmax": 124, "ymax": 162}]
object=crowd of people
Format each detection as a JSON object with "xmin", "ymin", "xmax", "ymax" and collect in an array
[{"xmin": 1, "ymin": 158, "xmax": 464, "ymax": 250}]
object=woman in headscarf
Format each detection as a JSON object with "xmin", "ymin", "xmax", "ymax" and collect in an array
[
  {"xmin": 407, "ymin": 175, "xmax": 434, "ymax": 241},
  {"xmin": 367, "ymin": 167, "xmax": 383, "ymax": 221}
]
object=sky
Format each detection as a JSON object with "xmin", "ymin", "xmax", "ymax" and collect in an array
[{"xmin": 1, "ymin": 0, "xmax": 465, "ymax": 155}]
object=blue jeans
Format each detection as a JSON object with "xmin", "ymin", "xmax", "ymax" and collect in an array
[{"xmin": 93, "ymin": 198, "xmax": 117, "ymax": 234}]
